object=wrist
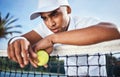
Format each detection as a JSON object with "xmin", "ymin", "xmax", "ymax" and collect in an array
[
  {"xmin": 48, "ymin": 34, "xmax": 57, "ymax": 44},
  {"xmin": 8, "ymin": 36, "xmax": 27, "ymax": 44}
]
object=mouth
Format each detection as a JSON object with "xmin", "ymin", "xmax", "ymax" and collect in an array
[{"xmin": 51, "ymin": 28, "xmax": 59, "ymax": 33}]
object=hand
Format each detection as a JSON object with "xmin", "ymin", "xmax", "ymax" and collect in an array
[
  {"xmin": 7, "ymin": 38, "xmax": 38, "ymax": 68},
  {"xmin": 32, "ymin": 36, "xmax": 54, "ymax": 68},
  {"xmin": 33, "ymin": 36, "xmax": 54, "ymax": 54}
]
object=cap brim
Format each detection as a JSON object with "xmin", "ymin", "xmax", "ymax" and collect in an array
[
  {"xmin": 30, "ymin": 5, "xmax": 60, "ymax": 20},
  {"xmin": 30, "ymin": 13, "xmax": 40, "ymax": 20}
]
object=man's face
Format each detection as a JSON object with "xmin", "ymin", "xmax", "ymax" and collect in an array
[{"xmin": 40, "ymin": 6, "xmax": 70, "ymax": 33}]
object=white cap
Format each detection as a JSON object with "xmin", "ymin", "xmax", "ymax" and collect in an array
[{"xmin": 30, "ymin": 0, "xmax": 69, "ymax": 20}]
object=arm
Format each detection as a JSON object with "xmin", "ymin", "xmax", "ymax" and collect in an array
[
  {"xmin": 22, "ymin": 30, "xmax": 42, "ymax": 45},
  {"xmin": 34, "ymin": 22, "xmax": 120, "ymax": 52},
  {"xmin": 52, "ymin": 22, "xmax": 120, "ymax": 45}
]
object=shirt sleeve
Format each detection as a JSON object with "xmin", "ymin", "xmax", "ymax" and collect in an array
[{"xmin": 75, "ymin": 17, "xmax": 102, "ymax": 29}]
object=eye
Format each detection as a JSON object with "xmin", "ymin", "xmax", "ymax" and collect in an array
[
  {"xmin": 53, "ymin": 13, "xmax": 58, "ymax": 17},
  {"xmin": 41, "ymin": 16, "xmax": 47, "ymax": 21},
  {"xmin": 51, "ymin": 12, "xmax": 59, "ymax": 18}
]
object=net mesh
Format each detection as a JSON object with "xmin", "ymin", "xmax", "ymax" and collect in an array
[{"xmin": 0, "ymin": 39, "xmax": 120, "ymax": 77}]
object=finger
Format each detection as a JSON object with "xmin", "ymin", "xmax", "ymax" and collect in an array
[
  {"xmin": 32, "ymin": 41, "xmax": 45, "ymax": 53},
  {"xmin": 20, "ymin": 40, "xmax": 29, "ymax": 65},
  {"xmin": 29, "ymin": 46, "xmax": 38, "ymax": 67},
  {"xmin": 29, "ymin": 46, "xmax": 37, "ymax": 59},
  {"xmin": 32, "ymin": 44, "xmax": 40, "ymax": 52},
  {"xmin": 29, "ymin": 56, "xmax": 38, "ymax": 68},
  {"xmin": 14, "ymin": 41, "xmax": 24, "ymax": 68},
  {"xmin": 45, "ymin": 47, "xmax": 53, "ymax": 54},
  {"xmin": 29, "ymin": 46, "xmax": 38, "ymax": 65},
  {"xmin": 44, "ymin": 64, "xmax": 48, "ymax": 68},
  {"xmin": 8, "ymin": 44, "xmax": 18, "ymax": 63}
]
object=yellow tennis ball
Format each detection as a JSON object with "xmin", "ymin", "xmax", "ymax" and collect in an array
[{"xmin": 37, "ymin": 50, "xmax": 49, "ymax": 66}]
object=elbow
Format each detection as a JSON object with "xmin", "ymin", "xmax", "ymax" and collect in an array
[{"xmin": 98, "ymin": 22, "xmax": 120, "ymax": 39}]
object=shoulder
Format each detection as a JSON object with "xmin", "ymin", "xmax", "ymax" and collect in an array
[
  {"xmin": 71, "ymin": 16, "xmax": 102, "ymax": 28},
  {"xmin": 72, "ymin": 16, "xmax": 100, "ymax": 24}
]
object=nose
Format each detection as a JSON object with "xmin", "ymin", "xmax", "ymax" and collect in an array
[{"xmin": 47, "ymin": 18, "xmax": 56, "ymax": 28}]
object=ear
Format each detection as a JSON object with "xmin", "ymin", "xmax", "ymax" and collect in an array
[{"xmin": 67, "ymin": 6, "xmax": 71, "ymax": 14}]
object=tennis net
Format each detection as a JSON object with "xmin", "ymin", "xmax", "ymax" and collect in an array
[{"xmin": 0, "ymin": 39, "xmax": 120, "ymax": 77}]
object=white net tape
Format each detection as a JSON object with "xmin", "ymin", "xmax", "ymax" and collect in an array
[
  {"xmin": 0, "ymin": 39, "xmax": 120, "ymax": 56},
  {"xmin": 51, "ymin": 39, "xmax": 120, "ymax": 56}
]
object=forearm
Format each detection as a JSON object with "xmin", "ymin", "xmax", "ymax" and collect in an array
[
  {"xmin": 22, "ymin": 30, "xmax": 42, "ymax": 45},
  {"xmin": 51, "ymin": 23, "xmax": 120, "ymax": 45},
  {"xmin": 8, "ymin": 31, "xmax": 42, "ymax": 45}
]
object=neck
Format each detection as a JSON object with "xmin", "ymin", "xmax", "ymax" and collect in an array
[{"xmin": 65, "ymin": 16, "xmax": 70, "ymax": 31}]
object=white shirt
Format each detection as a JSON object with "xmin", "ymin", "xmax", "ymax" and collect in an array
[{"xmin": 33, "ymin": 16, "xmax": 107, "ymax": 76}]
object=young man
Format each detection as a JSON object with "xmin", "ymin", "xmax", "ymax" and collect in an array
[{"xmin": 7, "ymin": 0, "xmax": 120, "ymax": 76}]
